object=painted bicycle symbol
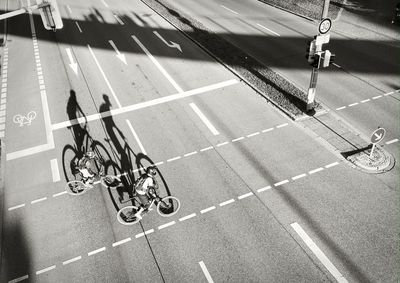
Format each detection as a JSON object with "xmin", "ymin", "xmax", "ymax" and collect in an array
[{"xmin": 13, "ymin": 111, "xmax": 37, "ymax": 127}]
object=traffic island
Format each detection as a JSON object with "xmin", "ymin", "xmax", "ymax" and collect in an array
[{"xmin": 343, "ymin": 145, "xmax": 394, "ymax": 174}]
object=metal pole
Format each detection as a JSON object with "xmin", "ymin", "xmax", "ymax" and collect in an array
[
  {"xmin": 369, "ymin": 144, "xmax": 376, "ymax": 159},
  {"xmin": 322, "ymin": 0, "xmax": 330, "ymax": 19},
  {"xmin": 0, "ymin": 4, "xmax": 40, "ymax": 21}
]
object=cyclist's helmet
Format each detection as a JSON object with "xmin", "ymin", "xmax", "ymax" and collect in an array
[
  {"xmin": 146, "ymin": 166, "xmax": 157, "ymax": 176},
  {"xmin": 85, "ymin": 151, "xmax": 96, "ymax": 159}
]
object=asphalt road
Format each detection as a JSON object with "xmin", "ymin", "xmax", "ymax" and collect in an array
[{"xmin": 0, "ymin": 0, "xmax": 398, "ymax": 282}]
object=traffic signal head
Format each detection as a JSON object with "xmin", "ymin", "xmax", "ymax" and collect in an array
[
  {"xmin": 37, "ymin": 0, "xmax": 63, "ymax": 31},
  {"xmin": 310, "ymin": 54, "xmax": 321, "ymax": 68},
  {"xmin": 305, "ymin": 39, "xmax": 316, "ymax": 63},
  {"xmin": 322, "ymin": 50, "xmax": 336, "ymax": 68}
]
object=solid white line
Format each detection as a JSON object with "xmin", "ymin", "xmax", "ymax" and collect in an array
[
  {"xmin": 8, "ymin": 275, "xmax": 29, "ymax": 283},
  {"xmin": 184, "ymin": 151, "xmax": 198, "ymax": 157},
  {"xmin": 87, "ymin": 45, "xmax": 122, "ymax": 108},
  {"xmin": 291, "ymin": 222, "xmax": 348, "ymax": 283},
  {"xmin": 247, "ymin": 132, "xmax": 259, "ymax": 138},
  {"xmin": 167, "ymin": 156, "xmax": 181, "ymax": 162},
  {"xmin": 257, "ymin": 186, "xmax": 271, "ymax": 193},
  {"xmin": 238, "ymin": 192, "xmax": 254, "ymax": 199},
  {"xmin": 190, "ymin": 103, "xmax": 219, "ymax": 135},
  {"xmin": 348, "ymin": 102, "xmax": 358, "ymax": 107},
  {"xmin": 220, "ymin": 5, "xmax": 239, "ymax": 15},
  {"xmin": 101, "ymin": 0, "xmax": 109, "ymax": 8},
  {"xmin": 52, "ymin": 79, "xmax": 238, "ymax": 131},
  {"xmin": 336, "ymin": 106, "xmax": 346, "ymax": 111},
  {"xmin": 200, "ymin": 206, "xmax": 216, "ymax": 214},
  {"xmin": 179, "ymin": 213, "xmax": 196, "ymax": 222},
  {"xmin": 217, "ymin": 141, "xmax": 229, "ymax": 147},
  {"xmin": 361, "ymin": 99, "xmax": 370, "ymax": 103},
  {"xmin": 262, "ymin": 127, "xmax": 274, "ymax": 133},
  {"xmin": 158, "ymin": 221, "xmax": 176, "ymax": 230},
  {"xmin": 75, "ymin": 22, "xmax": 83, "ymax": 33},
  {"xmin": 112, "ymin": 237, "xmax": 132, "ymax": 247},
  {"xmin": 50, "ymin": 159, "xmax": 60, "ymax": 182},
  {"xmin": 199, "ymin": 261, "xmax": 215, "ymax": 283},
  {"xmin": 274, "ymin": 180, "xmax": 289, "ymax": 187},
  {"xmin": 53, "ymin": 191, "xmax": 67, "ymax": 197},
  {"xmin": 8, "ymin": 204, "xmax": 25, "ymax": 211},
  {"xmin": 31, "ymin": 197, "xmax": 47, "ymax": 204},
  {"xmin": 325, "ymin": 162, "xmax": 339, "ymax": 168},
  {"xmin": 126, "ymin": 119, "xmax": 147, "ymax": 155},
  {"xmin": 232, "ymin": 136, "xmax": 244, "ymax": 142},
  {"xmin": 219, "ymin": 199, "xmax": 235, "ymax": 206},
  {"xmin": 372, "ymin": 95, "xmax": 382, "ymax": 99},
  {"xmin": 386, "ymin": 139, "xmax": 399, "ymax": 145},
  {"xmin": 276, "ymin": 123, "xmax": 289, "ymax": 128},
  {"xmin": 36, "ymin": 265, "xmax": 56, "ymax": 275},
  {"xmin": 292, "ymin": 173, "xmax": 307, "ymax": 180},
  {"xmin": 200, "ymin": 146, "xmax": 213, "ymax": 152},
  {"xmin": 256, "ymin": 23, "xmax": 280, "ymax": 36},
  {"xmin": 332, "ymin": 63, "xmax": 341, "ymax": 68},
  {"xmin": 132, "ymin": 35, "xmax": 183, "ymax": 93},
  {"xmin": 113, "ymin": 14, "xmax": 125, "ymax": 25},
  {"xmin": 88, "ymin": 247, "xmax": 106, "ymax": 256},
  {"xmin": 63, "ymin": 256, "xmax": 81, "ymax": 265},
  {"xmin": 66, "ymin": 5, "xmax": 72, "ymax": 13},
  {"xmin": 309, "ymin": 167, "xmax": 324, "ymax": 174}
]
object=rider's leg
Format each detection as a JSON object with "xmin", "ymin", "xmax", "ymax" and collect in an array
[{"xmin": 135, "ymin": 194, "xmax": 150, "ymax": 219}]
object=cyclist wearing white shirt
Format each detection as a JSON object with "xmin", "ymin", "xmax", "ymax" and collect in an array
[{"xmin": 134, "ymin": 166, "xmax": 158, "ymax": 219}]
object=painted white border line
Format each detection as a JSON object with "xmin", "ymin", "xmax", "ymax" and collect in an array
[
  {"xmin": 309, "ymin": 167, "xmax": 324, "ymax": 174},
  {"xmin": 220, "ymin": 5, "xmax": 239, "ymax": 15},
  {"xmin": 274, "ymin": 180, "xmax": 289, "ymax": 187},
  {"xmin": 158, "ymin": 221, "xmax": 176, "ymax": 230},
  {"xmin": 36, "ymin": 265, "xmax": 56, "ymax": 275},
  {"xmin": 136, "ymin": 229, "xmax": 155, "ymax": 238},
  {"xmin": 179, "ymin": 213, "xmax": 196, "ymax": 222},
  {"xmin": 256, "ymin": 23, "xmax": 280, "ymax": 36},
  {"xmin": 31, "ymin": 197, "xmax": 47, "ymax": 204},
  {"xmin": 238, "ymin": 192, "xmax": 253, "ymax": 199},
  {"xmin": 8, "ymin": 204, "xmax": 25, "ymax": 211},
  {"xmin": 199, "ymin": 261, "xmax": 215, "ymax": 283},
  {"xmin": 8, "ymin": 275, "xmax": 29, "ymax": 283},
  {"xmin": 257, "ymin": 185, "xmax": 271, "ymax": 193},
  {"xmin": 88, "ymin": 247, "xmax": 106, "ymax": 256},
  {"xmin": 112, "ymin": 237, "xmax": 132, "ymax": 247},
  {"xmin": 63, "ymin": 256, "xmax": 82, "ymax": 265},
  {"xmin": 292, "ymin": 173, "xmax": 306, "ymax": 180},
  {"xmin": 219, "ymin": 199, "xmax": 235, "ymax": 206},
  {"xmin": 190, "ymin": 103, "xmax": 219, "ymax": 136},
  {"xmin": 291, "ymin": 222, "xmax": 348, "ymax": 283},
  {"xmin": 50, "ymin": 158, "xmax": 60, "ymax": 182},
  {"xmin": 201, "ymin": 206, "xmax": 216, "ymax": 214}
]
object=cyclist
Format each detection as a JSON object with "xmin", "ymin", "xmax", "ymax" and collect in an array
[
  {"xmin": 77, "ymin": 151, "xmax": 104, "ymax": 188},
  {"xmin": 133, "ymin": 166, "xmax": 159, "ymax": 219}
]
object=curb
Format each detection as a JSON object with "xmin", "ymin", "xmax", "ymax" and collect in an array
[{"xmin": 0, "ymin": 139, "xmax": 5, "ymax": 266}]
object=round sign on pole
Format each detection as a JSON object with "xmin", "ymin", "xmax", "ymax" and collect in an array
[
  {"xmin": 370, "ymin": 128, "xmax": 386, "ymax": 144},
  {"xmin": 319, "ymin": 18, "xmax": 332, "ymax": 34}
]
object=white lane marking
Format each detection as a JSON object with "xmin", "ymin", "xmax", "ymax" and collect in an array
[
  {"xmin": 8, "ymin": 274, "xmax": 29, "ymax": 283},
  {"xmin": 200, "ymin": 146, "xmax": 213, "ymax": 152},
  {"xmin": 36, "ymin": 265, "xmax": 56, "ymax": 275},
  {"xmin": 132, "ymin": 35, "xmax": 183, "ymax": 93},
  {"xmin": 332, "ymin": 63, "xmax": 341, "ymax": 68},
  {"xmin": 257, "ymin": 186, "xmax": 271, "ymax": 193},
  {"xmin": 66, "ymin": 5, "xmax": 72, "ymax": 13},
  {"xmin": 101, "ymin": 0, "xmax": 109, "ymax": 8},
  {"xmin": 199, "ymin": 261, "xmax": 215, "ymax": 283},
  {"xmin": 179, "ymin": 213, "xmax": 196, "ymax": 222},
  {"xmin": 126, "ymin": 119, "xmax": 147, "ymax": 155},
  {"xmin": 158, "ymin": 221, "xmax": 176, "ymax": 230},
  {"xmin": 256, "ymin": 23, "xmax": 280, "ymax": 36},
  {"xmin": 53, "ymin": 191, "xmax": 67, "ymax": 197},
  {"xmin": 8, "ymin": 204, "xmax": 25, "ymax": 211},
  {"xmin": 112, "ymin": 237, "xmax": 132, "ymax": 247},
  {"xmin": 87, "ymin": 45, "xmax": 122, "ymax": 108},
  {"xmin": 200, "ymin": 206, "xmax": 216, "ymax": 214},
  {"xmin": 167, "ymin": 156, "xmax": 181, "ymax": 162},
  {"xmin": 52, "ymin": 79, "xmax": 238, "ymax": 131},
  {"xmin": 238, "ymin": 192, "xmax": 254, "ymax": 199},
  {"xmin": 247, "ymin": 132, "xmax": 259, "ymax": 138},
  {"xmin": 75, "ymin": 22, "xmax": 82, "ymax": 33},
  {"xmin": 50, "ymin": 158, "xmax": 60, "ymax": 182},
  {"xmin": 336, "ymin": 106, "xmax": 346, "ymax": 111},
  {"xmin": 184, "ymin": 151, "xmax": 197, "ymax": 157},
  {"xmin": 113, "ymin": 14, "xmax": 125, "ymax": 25},
  {"xmin": 220, "ymin": 5, "xmax": 239, "ymax": 15},
  {"xmin": 219, "ymin": 199, "xmax": 235, "ymax": 206},
  {"xmin": 372, "ymin": 95, "xmax": 382, "ymax": 100},
  {"xmin": 292, "ymin": 173, "xmax": 306, "ymax": 180},
  {"xmin": 232, "ymin": 136, "xmax": 244, "ymax": 142},
  {"xmin": 386, "ymin": 138, "xmax": 399, "ymax": 145},
  {"xmin": 31, "ymin": 197, "xmax": 47, "ymax": 204},
  {"xmin": 325, "ymin": 162, "xmax": 339, "ymax": 168},
  {"xmin": 136, "ymin": 229, "xmax": 155, "ymax": 238},
  {"xmin": 217, "ymin": 141, "xmax": 229, "ymax": 147},
  {"xmin": 274, "ymin": 180, "xmax": 289, "ymax": 187},
  {"xmin": 155, "ymin": 161, "xmax": 164, "ymax": 166},
  {"xmin": 291, "ymin": 223, "xmax": 348, "ymax": 283},
  {"xmin": 276, "ymin": 123, "xmax": 288, "ymax": 128},
  {"xmin": 262, "ymin": 127, "xmax": 274, "ymax": 133},
  {"xmin": 63, "ymin": 256, "xmax": 81, "ymax": 265},
  {"xmin": 361, "ymin": 99, "xmax": 370, "ymax": 103},
  {"xmin": 309, "ymin": 167, "xmax": 324, "ymax": 174},
  {"xmin": 189, "ymin": 103, "xmax": 219, "ymax": 135},
  {"xmin": 348, "ymin": 102, "xmax": 358, "ymax": 107},
  {"xmin": 88, "ymin": 247, "xmax": 106, "ymax": 256}
]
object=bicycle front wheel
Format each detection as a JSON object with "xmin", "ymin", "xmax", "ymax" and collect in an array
[
  {"xmin": 117, "ymin": 206, "xmax": 141, "ymax": 225},
  {"xmin": 65, "ymin": 180, "xmax": 86, "ymax": 196},
  {"xmin": 157, "ymin": 196, "xmax": 180, "ymax": 217}
]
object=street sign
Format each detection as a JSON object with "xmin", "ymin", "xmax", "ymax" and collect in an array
[
  {"xmin": 318, "ymin": 18, "xmax": 332, "ymax": 34},
  {"xmin": 37, "ymin": 0, "xmax": 63, "ymax": 30},
  {"xmin": 315, "ymin": 34, "xmax": 330, "ymax": 45},
  {"xmin": 370, "ymin": 128, "xmax": 386, "ymax": 144}
]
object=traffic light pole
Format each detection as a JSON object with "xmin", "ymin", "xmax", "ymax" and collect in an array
[{"xmin": 0, "ymin": 4, "xmax": 46, "ymax": 21}]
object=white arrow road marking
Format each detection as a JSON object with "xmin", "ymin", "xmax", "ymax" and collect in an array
[
  {"xmin": 65, "ymin": 48, "xmax": 78, "ymax": 75},
  {"xmin": 153, "ymin": 31, "xmax": 182, "ymax": 52},
  {"xmin": 108, "ymin": 40, "xmax": 127, "ymax": 64},
  {"xmin": 374, "ymin": 133, "xmax": 383, "ymax": 140}
]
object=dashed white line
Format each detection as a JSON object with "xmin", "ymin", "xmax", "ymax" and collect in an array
[
  {"xmin": 256, "ymin": 23, "xmax": 280, "ymax": 36},
  {"xmin": 50, "ymin": 158, "xmax": 60, "ymax": 182},
  {"xmin": 8, "ymin": 275, "xmax": 29, "ymax": 283},
  {"xmin": 274, "ymin": 180, "xmax": 289, "ymax": 187},
  {"xmin": 262, "ymin": 127, "xmax": 274, "ymax": 133},
  {"xmin": 291, "ymin": 222, "xmax": 348, "ymax": 283},
  {"xmin": 8, "ymin": 204, "xmax": 25, "ymax": 211},
  {"xmin": 386, "ymin": 139, "xmax": 399, "ymax": 145},
  {"xmin": 200, "ymin": 206, "xmax": 216, "ymax": 214},
  {"xmin": 75, "ymin": 22, "xmax": 82, "ymax": 33},
  {"xmin": 238, "ymin": 192, "xmax": 254, "ymax": 199},
  {"xmin": 247, "ymin": 132, "xmax": 259, "ymax": 138},
  {"xmin": 276, "ymin": 123, "xmax": 289, "ymax": 128},
  {"xmin": 167, "ymin": 156, "xmax": 181, "ymax": 162},
  {"xmin": 88, "ymin": 247, "xmax": 106, "ymax": 256},
  {"xmin": 113, "ymin": 14, "xmax": 125, "ymax": 25},
  {"xmin": 361, "ymin": 99, "xmax": 370, "ymax": 103},
  {"xmin": 217, "ymin": 141, "xmax": 229, "ymax": 147},
  {"xmin": 36, "ymin": 265, "xmax": 56, "ymax": 275},
  {"xmin": 325, "ymin": 162, "xmax": 339, "ymax": 168},
  {"xmin": 66, "ymin": 5, "xmax": 72, "ymax": 13},
  {"xmin": 190, "ymin": 103, "xmax": 219, "ymax": 135},
  {"xmin": 348, "ymin": 102, "xmax": 358, "ymax": 107},
  {"xmin": 101, "ymin": 0, "xmax": 109, "ymax": 8},
  {"xmin": 219, "ymin": 199, "xmax": 235, "ymax": 206},
  {"xmin": 31, "ymin": 197, "xmax": 47, "ymax": 204},
  {"xmin": 135, "ymin": 229, "xmax": 155, "ymax": 238},
  {"xmin": 257, "ymin": 186, "xmax": 271, "ymax": 193},
  {"xmin": 220, "ymin": 5, "xmax": 239, "ymax": 15},
  {"xmin": 199, "ymin": 261, "xmax": 215, "ymax": 283},
  {"xmin": 232, "ymin": 136, "xmax": 244, "ymax": 142},
  {"xmin": 154, "ymin": 161, "xmax": 164, "ymax": 166},
  {"xmin": 53, "ymin": 191, "xmax": 67, "ymax": 197},
  {"xmin": 200, "ymin": 146, "xmax": 213, "ymax": 152},
  {"xmin": 112, "ymin": 237, "xmax": 132, "ymax": 247},
  {"xmin": 372, "ymin": 95, "xmax": 382, "ymax": 99},
  {"xmin": 158, "ymin": 221, "xmax": 176, "ymax": 230},
  {"xmin": 184, "ymin": 151, "xmax": 198, "ymax": 157},
  {"xmin": 179, "ymin": 213, "xmax": 196, "ymax": 222},
  {"xmin": 336, "ymin": 106, "xmax": 346, "ymax": 111},
  {"xmin": 63, "ymin": 256, "xmax": 81, "ymax": 265},
  {"xmin": 309, "ymin": 167, "xmax": 324, "ymax": 174},
  {"xmin": 292, "ymin": 173, "xmax": 307, "ymax": 180}
]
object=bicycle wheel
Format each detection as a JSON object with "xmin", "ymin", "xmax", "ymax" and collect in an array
[
  {"xmin": 117, "ymin": 206, "xmax": 141, "ymax": 225},
  {"xmin": 100, "ymin": 175, "xmax": 121, "ymax": 188},
  {"xmin": 157, "ymin": 196, "xmax": 180, "ymax": 217},
  {"xmin": 65, "ymin": 180, "xmax": 87, "ymax": 195}
]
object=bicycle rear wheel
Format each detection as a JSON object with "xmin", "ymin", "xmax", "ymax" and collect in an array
[
  {"xmin": 157, "ymin": 196, "xmax": 180, "ymax": 217},
  {"xmin": 65, "ymin": 180, "xmax": 86, "ymax": 195},
  {"xmin": 117, "ymin": 206, "xmax": 141, "ymax": 225}
]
